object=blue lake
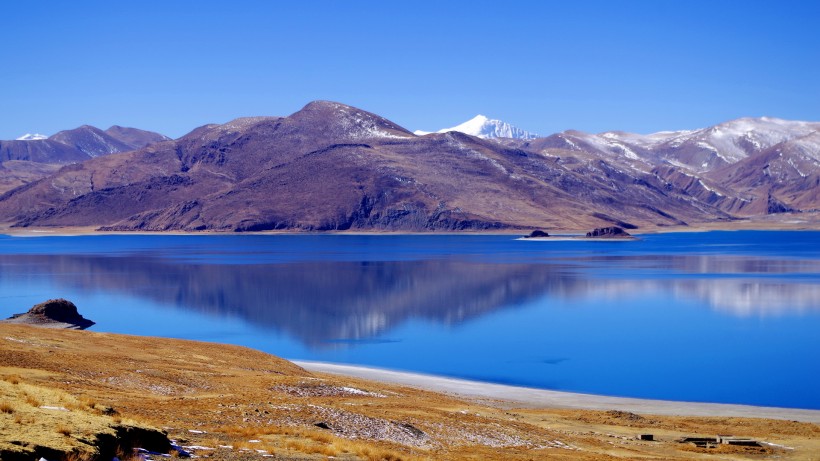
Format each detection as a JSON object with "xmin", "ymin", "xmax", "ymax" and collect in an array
[{"xmin": 0, "ymin": 231, "xmax": 818, "ymax": 409}]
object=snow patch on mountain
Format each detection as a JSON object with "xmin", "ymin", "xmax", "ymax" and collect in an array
[
  {"xmin": 16, "ymin": 133, "xmax": 48, "ymax": 141},
  {"xmin": 339, "ymin": 109, "xmax": 410, "ymax": 140},
  {"xmin": 659, "ymin": 117, "xmax": 820, "ymax": 164},
  {"xmin": 419, "ymin": 115, "xmax": 538, "ymax": 140}
]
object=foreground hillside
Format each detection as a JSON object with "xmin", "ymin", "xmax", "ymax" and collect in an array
[
  {"xmin": 1, "ymin": 324, "xmax": 818, "ymax": 460},
  {"xmin": 0, "ymin": 101, "xmax": 817, "ymax": 232}
]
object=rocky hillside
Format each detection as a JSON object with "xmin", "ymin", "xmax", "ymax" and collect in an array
[{"xmin": 0, "ymin": 102, "xmax": 816, "ymax": 232}]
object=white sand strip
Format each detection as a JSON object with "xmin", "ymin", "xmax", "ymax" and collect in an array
[{"xmin": 294, "ymin": 361, "xmax": 820, "ymax": 423}]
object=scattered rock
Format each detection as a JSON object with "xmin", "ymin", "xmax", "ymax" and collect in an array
[
  {"xmin": 585, "ymin": 226, "xmax": 632, "ymax": 239},
  {"xmin": 2, "ymin": 299, "xmax": 95, "ymax": 330},
  {"xmin": 397, "ymin": 422, "xmax": 426, "ymax": 439},
  {"xmin": 605, "ymin": 410, "xmax": 644, "ymax": 421}
]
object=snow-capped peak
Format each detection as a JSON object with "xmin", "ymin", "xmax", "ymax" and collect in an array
[
  {"xmin": 418, "ymin": 115, "xmax": 538, "ymax": 140},
  {"xmin": 16, "ymin": 133, "xmax": 48, "ymax": 141}
]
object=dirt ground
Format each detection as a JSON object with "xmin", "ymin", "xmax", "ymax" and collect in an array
[{"xmin": 1, "ymin": 324, "xmax": 818, "ymax": 460}]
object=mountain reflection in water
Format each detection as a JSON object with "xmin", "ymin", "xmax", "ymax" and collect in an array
[{"xmin": 0, "ymin": 250, "xmax": 818, "ymax": 346}]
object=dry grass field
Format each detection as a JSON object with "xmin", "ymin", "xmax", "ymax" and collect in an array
[{"xmin": 1, "ymin": 324, "xmax": 818, "ymax": 460}]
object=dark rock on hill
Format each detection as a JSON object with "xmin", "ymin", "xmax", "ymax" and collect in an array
[
  {"xmin": 0, "ymin": 420, "xmax": 170, "ymax": 461},
  {"xmin": 767, "ymin": 194, "xmax": 795, "ymax": 214},
  {"xmin": 585, "ymin": 226, "xmax": 632, "ymax": 238},
  {"xmin": 2, "ymin": 298, "xmax": 95, "ymax": 329}
]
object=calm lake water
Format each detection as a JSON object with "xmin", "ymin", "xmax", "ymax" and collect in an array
[{"xmin": 1, "ymin": 231, "xmax": 818, "ymax": 409}]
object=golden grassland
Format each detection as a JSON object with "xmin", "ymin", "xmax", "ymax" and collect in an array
[
  {"xmin": 0, "ymin": 324, "xmax": 818, "ymax": 460},
  {"xmin": 0, "ymin": 375, "xmax": 162, "ymax": 460}
]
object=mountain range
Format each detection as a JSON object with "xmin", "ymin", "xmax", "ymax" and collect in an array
[{"xmin": 0, "ymin": 101, "xmax": 817, "ymax": 232}]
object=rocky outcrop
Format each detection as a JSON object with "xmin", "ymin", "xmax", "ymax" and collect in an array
[
  {"xmin": 524, "ymin": 230, "xmax": 550, "ymax": 238},
  {"xmin": 0, "ymin": 423, "xmax": 171, "ymax": 461},
  {"xmin": 767, "ymin": 194, "xmax": 795, "ymax": 214},
  {"xmin": 585, "ymin": 226, "xmax": 632, "ymax": 239},
  {"xmin": 2, "ymin": 298, "xmax": 95, "ymax": 329}
]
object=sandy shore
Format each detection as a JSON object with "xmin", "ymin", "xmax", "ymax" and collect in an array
[{"xmin": 295, "ymin": 361, "xmax": 820, "ymax": 423}]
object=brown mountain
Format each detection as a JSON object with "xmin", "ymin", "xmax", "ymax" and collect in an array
[{"xmin": 0, "ymin": 102, "xmax": 816, "ymax": 232}]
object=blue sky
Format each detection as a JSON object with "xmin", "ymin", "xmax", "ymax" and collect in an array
[{"xmin": 1, "ymin": 1, "xmax": 818, "ymax": 139}]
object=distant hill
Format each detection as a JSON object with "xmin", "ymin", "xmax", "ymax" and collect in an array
[
  {"xmin": 3, "ymin": 125, "xmax": 170, "ymax": 163},
  {"xmin": 0, "ymin": 125, "xmax": 170, "ymax": 193},
  {"xmin": 0, "ymin": 101, "xmax": 817, "ymax": 232}
]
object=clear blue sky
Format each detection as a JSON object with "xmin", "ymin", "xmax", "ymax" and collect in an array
[{"xmin": 2, "ymin": 1, "xmax": 818, "ymax": 139}]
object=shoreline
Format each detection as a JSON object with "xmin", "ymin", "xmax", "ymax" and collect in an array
[
  {"xmin": 1, "ymin": 212, "xmax": 818, "ymax": 237},
  {"xmin": 2, "ymin": 225, "xmax": 819, "ymax": 238},
  {"xmin": 294, "ymin": 360, "xmax": 820, "ymax": 424}
]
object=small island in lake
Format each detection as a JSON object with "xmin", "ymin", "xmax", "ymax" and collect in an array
[
  {"xmin": 585, "ymin": 226, "xmax": 634, "ymax": 239},
  {"xmin": 522, "ymin": 226, "xmax": 635, "ymax": 240}
]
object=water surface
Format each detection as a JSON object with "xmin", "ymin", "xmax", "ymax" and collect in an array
[{"xmin": 0, "ymin": 231, "xmax": 818, "ymax": 409}]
